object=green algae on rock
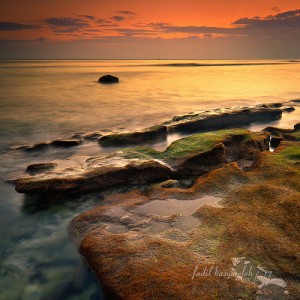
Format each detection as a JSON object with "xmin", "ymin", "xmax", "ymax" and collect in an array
[{"xmin": 98, "ymin": 125, "xmax": 167, "ymax": 147}]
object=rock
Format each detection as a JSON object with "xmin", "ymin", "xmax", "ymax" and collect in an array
[
  {"xmin": 270, "ymin": 136, "xmax": 284, "ymax": 148},
  {"xmin": 69, "ymin": 133, "xmax": 83, "ymax": 139},
  {"xmin": 294, "ymin": 123, "xmax": 300, "ymax": 131},
  {"xmin": 98, "ymin": 75, "xmax": 119, "ymax": 84},
  {"xmin": 282, "ymin": 134, "xmax": 297, "ymax": 141},
  {"xmin": 26, "ymin": 163, "xmax": 58, "ymax": 175},
  {"xmin": 24, "ymin": 143, "xmax": 49, "ymax": 152},
  {"xmin": 159, "ymin": 179, "xmax": 181, "ymax": 188},
  {"xmin": 50, "ymin": 139, "xmax": 81, "ymax": 147},
  {"xmin": 15, "ymin": 159, "xmax": 174, "ymax": 194},
  {"xmin": 99, "ymin": 125, "xmax": 167, "ymax": 147},
  {"xmin": 263, "ymin": 126, "xmax": 294, "ymax": 135},
  {"xmin": 14, "ymin": 129, "xmax": 269, "ymax": 196},
  {"xmin": 13, "ymin": 139, "xmax": 81, "ymax": 152},
  {"xmin": 266, "ymin": 102, "xmax": 283, "ymax": 108},
  {"xmin": 70, "ymin": 140, "xmax": 300, "ymax": 300},
  {"xmin": 176, "ymin": 143, "xmax": 226, "ymax": 176},
  {"xmin": 291, "ymin": 99, "xmax": 300, "ymax": 103},
  {"xmin": 168, "ymin": 107, "xmax": 282, "ymax": 133},
  {"xmin": 282, "ymin": 107, "xmax": 295, "ymax": 112},
  {"xmin": 83, "ymin": 132, "xmax": 103, "ymax": 140}
]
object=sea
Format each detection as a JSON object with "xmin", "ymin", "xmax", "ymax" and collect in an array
[{"xmin": 0, "ymin": 59, "xmax": 299, "ymax": 299}]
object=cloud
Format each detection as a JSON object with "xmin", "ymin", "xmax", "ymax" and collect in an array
[
  {"xmin": 232, "ymin": 9, "xmax": 300, "ymax": 27},
  {"xmin": 148, "ymin": 9, "xmax": 300, "ymax": 37},
  {"xmin": 97, "ymin": 19, "xmax": 111, "ymax": 24},
  {"xmin": 112, "ymin": 16, "xmax": 125, "ymax": 22},
  {"xmin": 0, "ymin": 37, "xmax": 46, "ymax": 43},
  {"xmin": 117, "ymin": 11, "xmax": 136, "ymax": 15},
  {"xmin": 272, "ymin": 7, "xmax": 281, "ymax": 13},
  {"xmin": 150, "ymin": 23, "xmax": 234, "ymax": 35},
  {"xmin": 115, "ymin": 28, "xmax": 157, "ymax": 37},
  {"xmin": 43, "ymin": 17, "xmax": 88, "ymax": 28},
  {"xmin": 81, "ymin": 15, "xmax": 95, "ymax": 20},
  {"xmin": 0, "ymin": 21, "xmax": 39, "ymax": 31}
]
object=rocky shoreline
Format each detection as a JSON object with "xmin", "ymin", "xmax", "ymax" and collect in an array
[{"xmin": 11, "ymin": 100, "xmax": 300, "ymax": 299}]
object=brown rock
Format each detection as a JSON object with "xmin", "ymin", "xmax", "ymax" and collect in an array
[{"xmin": 15, "ymin": 159, "xmax": 174, "ymax": 194}]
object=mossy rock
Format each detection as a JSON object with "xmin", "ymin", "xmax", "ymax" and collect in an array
[{"xmin": 98, "ymin": 125, "xmax": 167, "ymax": 147}]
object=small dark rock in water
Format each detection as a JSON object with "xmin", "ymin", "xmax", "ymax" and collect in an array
[
  {"xmin": 98, "ymin": 74, "xmax": 119, "ymax": 84},
  {"xmin": 50, "ymin": 139, "xmax": 81, "ymax": 147},
  {"xmin": 270, "ymin": 136, "xmax": 284, "ymax": 148},
  {"xmin": 294, "ymin": 123, "xmax": 300, "ymax": 131},
  {"xmin": 24, "ymin": 143, "xmax": 49, "ymax": 152},
  {"xmin": 26, "ymin": 163, "xmax": 58, "ymax": 175},
  {"xmin": 282, "ymin": 107, "xmax": 295, "ymax": 112}
]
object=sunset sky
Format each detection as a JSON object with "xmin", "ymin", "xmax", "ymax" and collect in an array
[{"xmin": 0, "ymin": 0, "xmax": 300, "ymax": 59}]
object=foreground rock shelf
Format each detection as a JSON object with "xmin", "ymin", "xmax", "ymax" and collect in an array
[{"xmin": 70, "ymin": 138, "xmax": 300, "ymax": 299}]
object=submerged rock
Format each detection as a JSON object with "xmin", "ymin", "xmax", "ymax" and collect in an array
[
  {"xmin": 50, "ymin": 139, "xmax": 81, "ymax": 147},
  {"xmin": 99, "ymin": 125, "xmax": 167, "ymax": 147},
  {"xmin": 13, "ymin": 139, "xmax": 81, "ymax": 152},
  {"xmin": 98, "ymin": 75, "xmax": 119, "ymax": 84},
  {"xmin": 23, "ymin": 143, "xmax": 49, "ymax": 152}
]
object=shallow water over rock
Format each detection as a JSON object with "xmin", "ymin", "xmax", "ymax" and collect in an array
[{"xmin": 133, "ymin": 196, "xmax": 222, "ymax": 217}]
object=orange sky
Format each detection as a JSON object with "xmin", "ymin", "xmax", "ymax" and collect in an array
[{"xmin": 0, "ymin": 0, "xmax": 299, "ymax": 58}]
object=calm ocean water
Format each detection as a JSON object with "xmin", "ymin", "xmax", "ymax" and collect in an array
[
  {"xmin": 1, "ymin": 59, "xmax": 300, "ymax": 146},
  {"xmin": 0, "ymin": 59, "xmax": 299, "ymax": 300}
]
